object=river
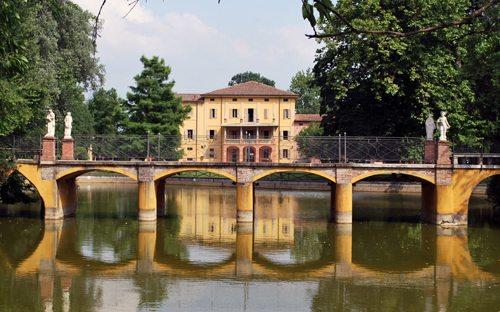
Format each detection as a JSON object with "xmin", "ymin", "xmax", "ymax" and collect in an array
[{"xmin": 0, "ymin": 183, "xmax": 498, "ymax": 311}]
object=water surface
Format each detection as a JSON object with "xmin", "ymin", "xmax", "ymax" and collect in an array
[{"xmin": 0, "ymin": 184, "xmax": 498, "ymax": 311}]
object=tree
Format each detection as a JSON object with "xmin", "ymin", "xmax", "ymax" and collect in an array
[
  {"xmin": 89, "ymin": 88, "xmax": 126, "ymax": 135},
  {"xmin": 311, "ymin": 0, "xmax": 498, "ymax": 150},
  {"xmin": 228, "ymin": 71, "xmax": 275, "ymax": 87},
  {"xmin": 290, "ymin": 69, "xmax": 321, "ymax": 114},
  {"xmin": 301, "ymin": 0, "xmax": 498, "ymax": 39},
  {"xmin": 125, "ymin": 56, "xmax": 190, "ymax": 135},
  {"xmin": 296, "ymin": 123, "xmax": 327, "ymax": 160},
  {"xmin": 1, "ymin": 0, "xmax": 103, "ymax": 203}
]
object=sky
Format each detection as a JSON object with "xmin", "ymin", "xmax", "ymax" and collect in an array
[{"xmin": 73, "ymin": 0, "xmax": 319, "ymax": 96}]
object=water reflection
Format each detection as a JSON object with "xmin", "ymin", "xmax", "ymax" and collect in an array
[{"xmin": 0, "ymin": 185, "xmax": 498, "ymax": 311}]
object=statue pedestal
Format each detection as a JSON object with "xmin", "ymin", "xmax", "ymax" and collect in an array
[
  {"xmin": 61, "ymin": 138, "xmax": 74, "ymax": 160},
  {"xmin": 423, "ymin": 141, "xmax": 452, "ymax": 165},
  {"xmin": 424, "ymin": 141, "xmax": 436, "ymax": 164},
  {"xmin": 436, "ymin": 141, "xmax": 452, "ymax": 165},
  {"xmin": 41, "ymin": 137, "xmax": 56, "ymax": 161}
]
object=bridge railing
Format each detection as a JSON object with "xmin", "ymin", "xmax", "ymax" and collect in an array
[
  {"xmin": 5, "ymin": 134, "xmax": 498, "ymax": 165},
  {"xmin": 296, "ymin": 136, "xmax": 426, "ymax": 163},
  {"xmin": 0, "ymin": 135, "xmax": 41, "ymax": 160}
]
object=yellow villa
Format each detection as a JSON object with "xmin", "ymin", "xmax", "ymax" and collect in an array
[{"xmin": 178, "ymin": 81, "xmax": 321, "ymax": 163}]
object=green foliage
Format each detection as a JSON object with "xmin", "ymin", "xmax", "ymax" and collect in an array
[
  {"xmin": 296, "ymin": 124, "xmax": 325, "ymax": 159},
  {"xmin": 125, "ymin": 56, "xmax": 190, "ymax": 135},
  {"xmin": 310, "ymin": 0, "xmax": 498, "ymax": 150},
  {"xmin": 89, "ymin": 88, "xmax": 127, "ymax": 135},
  {"xmin": 228, "ymin": 71, "xmax": 275, "ymax": 86},
  {"xmin": 290, "ymin": 69, "xmax": 321, "ymax": 114}
]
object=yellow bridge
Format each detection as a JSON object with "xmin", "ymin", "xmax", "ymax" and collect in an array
[{"xmin": 11, "ymin": 159, "xmax": 500, "ymax": 226}]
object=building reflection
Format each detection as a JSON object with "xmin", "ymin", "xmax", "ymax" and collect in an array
[{"xmin": 166, "ymin": 186, "xmax": 296, "ymax": 244}]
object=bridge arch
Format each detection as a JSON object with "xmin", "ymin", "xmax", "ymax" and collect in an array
[
  {"xmin": 251, "ymin": 168, "xmax": 336, "ymax": 183},
  {"xmin": 55, "ymin": 166, "xmax": 138, "ymax": 181},
  {"xmin": 14, "ymin": 164, "xmax": 53, "ymax": 210},
  {"xmin": 154, "ymin": 168, "xmax": 237, "ymax": 182},
  {"xmin": 351, "ymin": 170, "xmax": 435, "ymax": 184},
  {"xmin": 453, "ymin": 169, "xmax": 499, "ymax": 215}
]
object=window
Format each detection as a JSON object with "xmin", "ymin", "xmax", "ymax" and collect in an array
[
  {"xmin": 210, "ymin": 98, "xmax": 215, "ymax": 102},
  {"xmin": 282, "ymin": 224, "xmax": 289, "ymax": 235},
  {"xmin": 187, "ymin": 129, "xmax": 194, "ymax": 139},
  {"xmin": 187, "ymin": 157, "xmax": 194, "ymax": 161},
  {"xmin": 283, "ymin": 109, "xmax": 290, "ymax": 119},
  {"xmin": 210, "ymin": 108, "xmax": 216, "ymax": 119},
  {"xmin": 209, "ymin": 130, "xmax": 216, "ymax": 139},
  {"xmin": 299, "ymin": 123, "xmax": 303, "ymax": 126},
  {"xmin": 232, "ymin": 98, "xmax": 237, "ymax": 102},
  {"xmin": 248, "ymin": 98, "xmax": 254, "ymax": 102},
  {"xmin": 247, "ymin": 108, "xmax": 254, "ymax": 122},
  {"xmin": 264, "ymin": 98, "xmax": 269, "ymax": 102},
  {"xmin": 209, "ymin": 222, "xmax": 216, "ymax": 232},
  {"xmin": 187, "ymin": 147, "xmax": 193, "ymax": 151},
  {"xmin": 264, "ymin": 109, "xmax": 269, "ymax": 119},
  {"xmin": 232, "ymin": 109, "xmax": 238, "ymax": 118},
  {"xmin": 283, "ymin": 98, "xmax": 289, "ymax": 102},
  {"xmin": 263, "ymin": 130, "xmax": 270, "ymax": 139},
  {"xmin": 230, "ymin": 130, "xmax": 239, "ymax": 139},
  {"xmin": 282, "ymin": 149, "xmax": 289, "ymax": 159},
  {"xmin": 209, "ymin": 148, "xmax": 215, "ymax": 158},
  {"xmin": 283, "ymin": 130, "xmax": 289, "ymax": 140}
]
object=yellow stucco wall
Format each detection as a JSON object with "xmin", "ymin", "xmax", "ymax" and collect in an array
[{"xmin": 179, "ymin": 96, "xmax": 297, "ymax": 162}]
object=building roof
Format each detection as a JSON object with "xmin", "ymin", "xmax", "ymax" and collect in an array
[
  {"xmin": 201, "ymin": 81, "xmax": 297, "ymax": 98},
  {"xmin": 177, "ymin": 93, "xmax": 202, "ymax": 102},
  {"xmin": 294, "ymin": 114, "xmax": 322, "ymax": 122}
]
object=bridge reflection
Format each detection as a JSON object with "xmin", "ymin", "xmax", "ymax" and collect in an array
[{"xmin": 1, "ymin": 216, "xmax": 496, "ymax": 311}]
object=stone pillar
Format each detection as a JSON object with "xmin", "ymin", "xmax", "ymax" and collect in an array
[
  {"xmin": 41, "ymin": 137, "xmax": 56, "ymax": 161},
  {"xmin": 331, "ymin": 183, "xmax": 353, "ymax": 224},
  {"xmin": 236, "ymin": 182, "xmax": 253, "ymax": 222},
  {"xmin": 57, "ymin": 178, "xmax": 77, "ymax": 217},
  {"xmin": 236, "ymin": 223, "xmax": 253, "ymax": 277},
  {"xmin": 137, "ymin": 221, "xmax": 156, "ymax": 274},
  {"xmin": 138, "ymin": 166, "xmax": 157, "ymax": 221},
  {"xmin": 44, "ymin": 180, "xmax": 65, "ymax": 220},
  {"xmin": 424, "ymin": 140, "xmax": 436, "ymax": 164},
  {"xmin": 138, "ymin": 181, "xmax": 157, "ymax": 221},
  {"xmin": 332, "ymin": 224, "xmax": 352, "ymax": 278},
  {"xmin": 61, "ymin": 138, "xmax": 74, "ymax": 160},
  {"xmin": 155, "ymin": 179, "xmax": 166, "ymax": 217},
  {"xmin": 436, "ymin": 141, "xmax": 452, "ymax": 165}
]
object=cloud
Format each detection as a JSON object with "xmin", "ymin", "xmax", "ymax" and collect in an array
[{"xmin": 74, "ymin": 0, "xmax": 317, "ymax": 94}]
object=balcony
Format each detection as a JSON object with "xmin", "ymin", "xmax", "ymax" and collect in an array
[
  {"xmin": 224, "ymin": 136, "xmax": 275, "ymax": 145},
  {"xmin": 221, "ymin": 118, "xmax": 278, "ymax": 127}
]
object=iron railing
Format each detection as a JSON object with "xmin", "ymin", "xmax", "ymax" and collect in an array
[
  {"xmin": 2, "ymin": 133, "xmax": 497, "ymax": 165},
  {"xmin": 0, "ymin": 135, "xmax": 41, "ymax": 160},
  {"xmin": 295, "ymin": 136, "xmax": 426, "ymax": 164}
]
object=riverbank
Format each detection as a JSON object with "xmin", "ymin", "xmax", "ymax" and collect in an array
[{"xmin": 76, "ymin": 176, "xmax": 487, "ymax": 194}]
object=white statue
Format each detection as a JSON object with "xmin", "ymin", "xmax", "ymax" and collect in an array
[
  {"xmin": 64, "ymin": 112, "xmax": 73, "ymax": 139},
  {"xmin": 45, "ymin": 109, "xmax": 56, "ymax": 138},
  {"xmin": 436, "ymin": 111, "xmax": 451, "ymax": 142},
  {"xmin": 87, "ymin": 144, "xmax": 93, "ymax": 161},
  {"xmin": 425, "ymin": 114, "xmax": 435, "ymax": 140}
]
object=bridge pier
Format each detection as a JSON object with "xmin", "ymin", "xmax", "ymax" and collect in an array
[
  {"xmin": 236, "ymin": 182, "xmax": 254, "ymax": 223},
  {"xmin": 155, "ymin": 180, "xmax": 166, "ymax": 217},
  {"xmin": 138, "ymin": 181, "xmax": 157, "ymax": 221},
  {"xmin": 57, "ymin": 178, "xmax": 77, "ymax": 217},
  {"xmin": 330, "ymin": 183, "xmax": 353, "ymax": 224}
]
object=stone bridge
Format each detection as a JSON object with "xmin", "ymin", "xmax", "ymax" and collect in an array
[{"xmin": 12, "ymin": 159, "xmax": 500, "ymax": 226}]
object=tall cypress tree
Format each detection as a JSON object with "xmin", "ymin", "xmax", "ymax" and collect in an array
[{"xmin": 125, "ymin": 56, "xmax": 190, "ymax": 135}]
